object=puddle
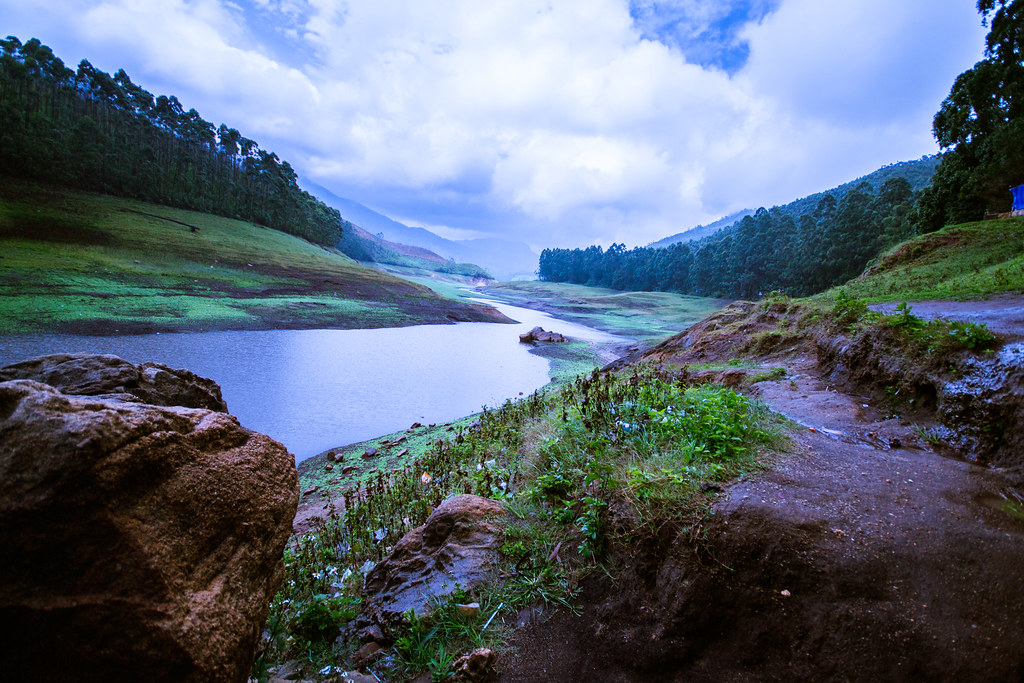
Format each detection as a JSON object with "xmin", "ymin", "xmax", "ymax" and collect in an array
[{"xmin": 977, "ymin": 490, "xmax": 1024, "ymax": 521}]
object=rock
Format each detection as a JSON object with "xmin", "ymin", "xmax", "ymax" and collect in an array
[
  {"xmin": 337, "ymin": 672, "xmax": 379, "ymax": 683},
  {"xmin": 0, "ymin": 378, "xmax": 298, "ymax": 682},
  {"xmin": 0, "ymin": 352, "xmax": 228, "ymax": 411},
  {"xmin": 362, "ymin": 448, "xmax": 378, "ymax": 459},
  {"xmin": 325, "ymin": 463, "xmax": 335, "ymax": 471},
  {"xmin": 450, "ymin": 648, "xmax": 496, "ymax": 682},
  {"xmin": 356, "ymin": 623, "xmax": 385, "ymax": 643},
  {"xmin": 456, "ymin": 602, "xmax": 480, "ymax": 618},
  {"xmin": 271, "ymin": 660, "xmax": 306, "ymax": 680},
  {"xmin": 364, "ymin": 495, "xmax": 505, "ymax": 622},
  {"xmin": 518, "ymin": 326, "xmax": 569, "ymax": 344},
  {"xmin": 397, "ymin": 448, "xmax": 409, "ymax": 457},
  {"xmin": 410, "ymin": 421, "xmax": 422, "ymax": 429},
  {"xmin": 342, "ymin": 465, "xmax": 358, "ymax": 475},
  {"xmin": 351, "ymin": 641, "xmax": 383, "ymax": 667},
  {"xmin": 327, "ymin": 451, "xmax": 338, "ymax": 462}
]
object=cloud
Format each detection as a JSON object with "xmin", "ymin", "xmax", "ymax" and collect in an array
[{"xmin": 0, "ymin": 0, "xmax": 990, "ymax": 249}]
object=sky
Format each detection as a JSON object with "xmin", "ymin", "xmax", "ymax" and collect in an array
[{"xmin": 2, "ymin": 0, "xmax": 989, "ymax": 251}]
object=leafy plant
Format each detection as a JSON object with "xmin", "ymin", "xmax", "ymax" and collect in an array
[{"xmin": 832, "ymin": 290, "xmax": 869, "ymax": 326}]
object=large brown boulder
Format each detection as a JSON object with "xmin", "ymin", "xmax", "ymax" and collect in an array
[
  {"xmin": 0, "ymin": 376, "xmax": 298, "ymax": 682},
  {"xmin": 364, "ymin": 494, "xmax": 505, "ymax": 623},
  {"xmin": 0, "ymin": 352, "xmax": 228, "ymax": 411}
]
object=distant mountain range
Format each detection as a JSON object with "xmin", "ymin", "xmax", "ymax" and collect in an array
[
  {"xmin": 648, "ymin": 156, "xmax": 942, "ymax": 249},
  {"xmin": 303, "ymin": 181, "xmax": 539, "ymax": 281}
]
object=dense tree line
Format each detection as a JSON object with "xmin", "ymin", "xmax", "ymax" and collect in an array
[
  {"xmin": 539, "ymin": 177, "xmax": 917, "ymax": 298},
  {"xmin": 916, "ymin": 0, "xmax": 1024, "ymax": 229},
  {"xmin": 0, "ymin": 36, "xmax": 348, "ymax": 245}
]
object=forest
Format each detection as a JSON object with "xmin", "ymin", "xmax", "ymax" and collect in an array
[
  {"xmin": 0, "ymin": 36, "xmax": 348, "ymax": 245},
  {"xmin": 539, "ymin": 176, "xmax": 920, "ymax": 298}
]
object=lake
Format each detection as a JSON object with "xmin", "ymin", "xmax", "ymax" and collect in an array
[{"xmin": 0, "ymin": 300, "xmax": 622, "ymax": 461}]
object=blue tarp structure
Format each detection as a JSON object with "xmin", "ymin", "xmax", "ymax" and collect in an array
[{"xmin": 1012, "ymin": 184, "xmax": 1024, "ymax": 211}]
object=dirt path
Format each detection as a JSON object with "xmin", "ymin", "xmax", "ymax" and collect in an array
[
  {"xmin": 498, "ymin": 348, "xmax": 1024, "ymax": 680},
  {"xmin": 869, "ymin": 293, "xmax": 1024, "ymax": 339}
]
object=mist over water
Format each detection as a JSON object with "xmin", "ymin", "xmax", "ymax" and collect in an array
[{"xmin": 0, "ymin": 300, "xmax": 622, "ymax": 461}]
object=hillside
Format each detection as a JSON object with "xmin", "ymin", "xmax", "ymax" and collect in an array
[
  {"xmin": 650, "ymin": 155, "xmax": 941, "ymax": 249},
  {"xmin": 0, "ymin": 178, "xmax": 510, "ymax": 334},
  {"xmin": 267, "ymin": 215, "xmax": 1024, "ymax": 681}
]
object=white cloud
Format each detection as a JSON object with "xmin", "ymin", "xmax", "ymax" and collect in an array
[{"xmin": 0, "ymin": 0, "xmax": 990, "ymax": 249}]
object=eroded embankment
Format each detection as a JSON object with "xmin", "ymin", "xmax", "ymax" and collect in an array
[{"xmin": 499, "ymin": 298, "xmax": 1024, "ymax": 681}]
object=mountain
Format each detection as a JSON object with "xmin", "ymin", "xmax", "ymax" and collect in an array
[
  {"xmin": 334, "ymin": 218, "xmax": 491, "ymax": 279},
  {"xmin": 649, "ymin": 156, "xmax": 942, "ymax": 249},
  {"xmin": 648, "ymin": 209, "xmax": 756, "ymax": 248},
  {"xmin": 303, "ymin": 181, "xmax": 539, "ymax": 281}
]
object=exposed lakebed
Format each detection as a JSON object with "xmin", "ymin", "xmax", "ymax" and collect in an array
[{"xmin": 0, "ymin": 299, "xmax": 623, "ymax": 461}]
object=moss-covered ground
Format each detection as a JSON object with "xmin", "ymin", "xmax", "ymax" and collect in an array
[{"xmin": 478, "ymin": 280, "xmax": 730, "ymax": 342}]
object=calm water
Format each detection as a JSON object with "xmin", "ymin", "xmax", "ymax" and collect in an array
[{"xmin": 0, "ymin": 300, "xmax": 621, "ymax": 461}]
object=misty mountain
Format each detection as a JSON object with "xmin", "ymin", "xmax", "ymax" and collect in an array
[
  {"xmin": 647, "ymin": 209, "xmax": 756, "ymax": 248},
  {"xmin": 302, "ymin": 181, "xmax": 538, "ymax": 281}
]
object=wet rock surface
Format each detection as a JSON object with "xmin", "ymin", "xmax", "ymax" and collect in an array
[
  {"xmin": 0, "ymin": 358, "xmax": 298, "ymax": 682},
  {"xmin": 815, "ymin": 324, "xmax": 1024, "ymax": 475},
  {"xmin": 364, "ymin": 494, "xmax": 505, "ymax": 623},
  {"xmin": 0, "ymin": 352, "xmax": 228, "ymax": 411}
]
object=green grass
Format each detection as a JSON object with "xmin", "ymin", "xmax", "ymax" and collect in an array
[
  {"xmin": 0, "ymin": 177, "xmax": 497, "ymax": 333},
  {"xmin": 820, "ymin": 217, "xmax": 1024, "ymax": 303},
  {"xmin": 479, "ymin": 280, "xmax": 728, "ymax": 343},
  {"xmin": 526, "ymin": 340, "xmax": 606, "ymax": 385},
  {"xmin": 267, "ymin": 365, "xmax": 784, "ymax": 680}
]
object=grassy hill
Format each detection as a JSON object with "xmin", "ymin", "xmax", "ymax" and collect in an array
[
  {"xmin": 821, "ymin": 216, "xmax": 1024, "ymax": 302},
  {"xmin": 0, "ymin": 178, "xmax": 509, "ymax": 335}
]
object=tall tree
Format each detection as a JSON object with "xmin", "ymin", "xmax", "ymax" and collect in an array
[{"xmin": 917, "ymin": 0, "xmax": 1024, "ymax": 230}]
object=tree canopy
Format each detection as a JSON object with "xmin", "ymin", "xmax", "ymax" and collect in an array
[
  {"xmin": 915, "ymin": 0, "xmax": 1024, "ymax": 230},
  {"xmin": 0, "ymin": 36, "xmax": 348, "ymax": 245}
]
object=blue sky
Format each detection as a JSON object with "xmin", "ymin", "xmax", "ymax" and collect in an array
[{"xmin": 1, "ymin": 0, "xmax": 988, "ymax": 251}]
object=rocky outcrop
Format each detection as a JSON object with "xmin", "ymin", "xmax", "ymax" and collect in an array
[
  {"xmin": 0, "ymin": 352, "xmax": 228, "ymax": 411},
  {"xmin": 0, "ymin": 360, "xmax": 298, "ymax": 682},
  {"xmin": 519, "ymin": 326, "xmax": 569, "ymax": 343},
  {"xmin": 364, "ymin": 495, "xmax": 505, "ymax": 623},
  {"xmin": 815, "ymin": 327, "xmax": 1024, "ymax": 473}
]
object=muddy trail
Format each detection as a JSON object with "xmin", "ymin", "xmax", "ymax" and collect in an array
[
  {"xmin": 869, "ymin": 294, "xmax": 1024, "ymax": 340},
  {"xmin": 498, "ymin": 299, "xmax": 1024, "ymax": 681}
]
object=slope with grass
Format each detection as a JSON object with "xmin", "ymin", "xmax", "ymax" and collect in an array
[
  {"xmin": 258, "ymin": 216, "xmax": 1024, "ymax": 682},
  {"xmin": 0, "ymin": 178, "xmax": 509, "ymax": 334},
  {"xmin": 829, "ymin": 215, "xmax": 1024, "ymax": 302},
  {"xmin": 497, "ymin": 221, "xmax": 1024, "ymax": 681}
]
